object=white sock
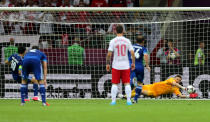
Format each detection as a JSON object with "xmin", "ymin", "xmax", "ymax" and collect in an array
[
  {"xmin": 125, "ymin": 85, "xmax": 131, "ymax": 102},
  {"xmin": 111, "ymin": 84, "xmax": 118, "ymax": 103}
]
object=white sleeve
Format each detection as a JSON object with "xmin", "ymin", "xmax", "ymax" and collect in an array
[
  {"xmin": 128, "ymin": 41, "xmax": 134, "ymax": 51},
  {"xmin": 108, "ymin": 40, "xmax": 114, "ymax": 51}
]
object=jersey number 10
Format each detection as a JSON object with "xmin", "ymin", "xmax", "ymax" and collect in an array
[{"xmin": 116, "ymin": 44, "xmax": 126, "ymax": 56}]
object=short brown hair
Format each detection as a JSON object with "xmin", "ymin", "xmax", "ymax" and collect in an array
[
  {"xmin": 136, "ymin": 35, "xmax": 144, "ymax": 44},
  {"xmin": 175, "ymin": 75, "xmax": 182, "ymax": 79},
  {"xmin": 199, "ymin": 41, "xmax": 204, "ymax": 44},
  {"xmin": 32, "ymin": 46, "xmax": 39, "ymax": 50},
  {"xmin": 116, "ymin": 25, "xmax": 123, "ymax": 34}
]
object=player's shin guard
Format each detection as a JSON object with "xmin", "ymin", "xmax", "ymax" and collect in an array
[
  {"xmin": 33, "ymin": 84, "xmax": 38, "ymax": 96},
  {"xmin": 20, "ymin": 84, "xmax": 27, "ymax": 103},
  {"xmin": 134, "ymin": 86, "xmax": 142, "ymax": 102},
  {"xmin": 125, "ymin": 85, "xmax": 131, "ymax": 103},
  {"xmin": 111, "ymin": 84, "xmax": 118, "ymax": 103},
  {"xmin": 39, "ymin": 84, "xmax": 46, "ymax": 103}
]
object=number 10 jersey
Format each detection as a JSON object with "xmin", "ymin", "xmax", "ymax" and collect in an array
[{"xmin": 108, "ymin": 36, "xmax": 134, "ymax": 70}]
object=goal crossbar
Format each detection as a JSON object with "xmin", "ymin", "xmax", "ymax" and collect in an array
[{"xmin": 1, "ymin": 7, "xmax": 210, "ymax": 12}]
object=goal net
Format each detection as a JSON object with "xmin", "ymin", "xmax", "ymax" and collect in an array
[{"xmin": 0, "ymin": 7, "xmax": 210, "ymax": 99}]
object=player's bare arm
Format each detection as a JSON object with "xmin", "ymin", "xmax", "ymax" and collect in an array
[
  {"xmin": 106, "ymin": 51, "xmax": 112, "ymax": 72},
  {"xmin": 144, "ymin": 54, "xmax": 150, "ymax": 72},
  {"xmin": 130, "ymin": 50, "xmax": 135, "ymax": 71},
  {"xmin": 5, "ymin": 60, "xmax": 10, "ymax": 65},
  {"xmin": 42, "ymin": 61, "xmax": 48, "ymax": 86}
]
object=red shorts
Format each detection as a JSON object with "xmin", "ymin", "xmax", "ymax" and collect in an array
[{"xmin": 112, "ymin": 68, "xmax": 130, "ymax": 84}]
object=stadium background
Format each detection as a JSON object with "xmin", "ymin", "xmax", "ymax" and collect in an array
[
  {"xmin": 0, "ymin": 1, "xmax": 210, "ymax": 122},
  {"xmin": 0, "ymin": 0, "xmax": 210, "ymax": 99}
]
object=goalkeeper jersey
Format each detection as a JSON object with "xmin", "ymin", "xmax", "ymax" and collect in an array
[
  {"xmin": 143, "ymin": 77, "xmax": 181, "ymax": 97},
  {"xmin": 4, "ymin": 45, "xmax": 18, "ymax": 60},
  {"xmin": 68, "ymin": 44, "xmax": 84, "ymax": 65}
]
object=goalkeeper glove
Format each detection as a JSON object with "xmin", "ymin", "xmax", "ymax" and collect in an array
[{"xmin": 190, "ymin": 93, "xmax": 198, "ymax": 98}]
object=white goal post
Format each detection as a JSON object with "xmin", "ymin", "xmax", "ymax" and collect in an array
[{"xmin": 0, "ymin": 7, "xmax": 210, "ymax": 99}]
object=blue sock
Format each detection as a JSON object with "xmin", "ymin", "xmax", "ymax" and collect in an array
[
  {"xmin": 134, "ymin": 86, "xmax": 142, "ymax": 102},
  {"xmin": 39, "ymin": 84, "xmax": 46, "ymax": 103},
  {"xmin": 25, "ymin": 84, "xmax": 28, "ymax": 99},
  {"xmin": 20, "ymin": 84, "xmax": 27, "ymax": 103},
  {"xmin": 33, "ymin": 84, "xmax": 38, "ymax": 96}
]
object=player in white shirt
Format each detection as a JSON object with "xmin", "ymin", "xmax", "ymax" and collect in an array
[{"xmin": 106, "ymin": 25, "xmax": 135, "ymax": 105}]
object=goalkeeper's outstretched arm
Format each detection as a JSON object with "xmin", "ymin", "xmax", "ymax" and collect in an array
[{"xmin": 172, "ymin": 81, "xmax": 186, "ymax": 91}]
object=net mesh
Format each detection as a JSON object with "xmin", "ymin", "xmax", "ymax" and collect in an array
[{"xmin": 0, "ymin": 8, "xmax": 210, "ymax": 99}]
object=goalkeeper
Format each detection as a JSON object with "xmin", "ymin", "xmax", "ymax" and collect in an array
[{"xmin": 128, "ymin": 75, "xmax": 189, "ymax": 100}]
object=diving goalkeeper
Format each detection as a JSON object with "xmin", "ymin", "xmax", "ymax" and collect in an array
[{"xmin": 129, "ymin": 75, "xmax": 189, "ymax": 100}]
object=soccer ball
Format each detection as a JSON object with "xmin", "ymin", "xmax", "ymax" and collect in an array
[
  {"xmin": 187, "ymin": 85, "xmax": 195, "ymax": 94},
  {"xmin": 117, "ymin": 93, "xmax": 124, "ymax": 98}
]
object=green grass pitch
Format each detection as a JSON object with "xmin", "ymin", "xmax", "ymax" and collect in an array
[{"xmin": 0, "ymin": 99, "xmax": 210, "ymax": 122}]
